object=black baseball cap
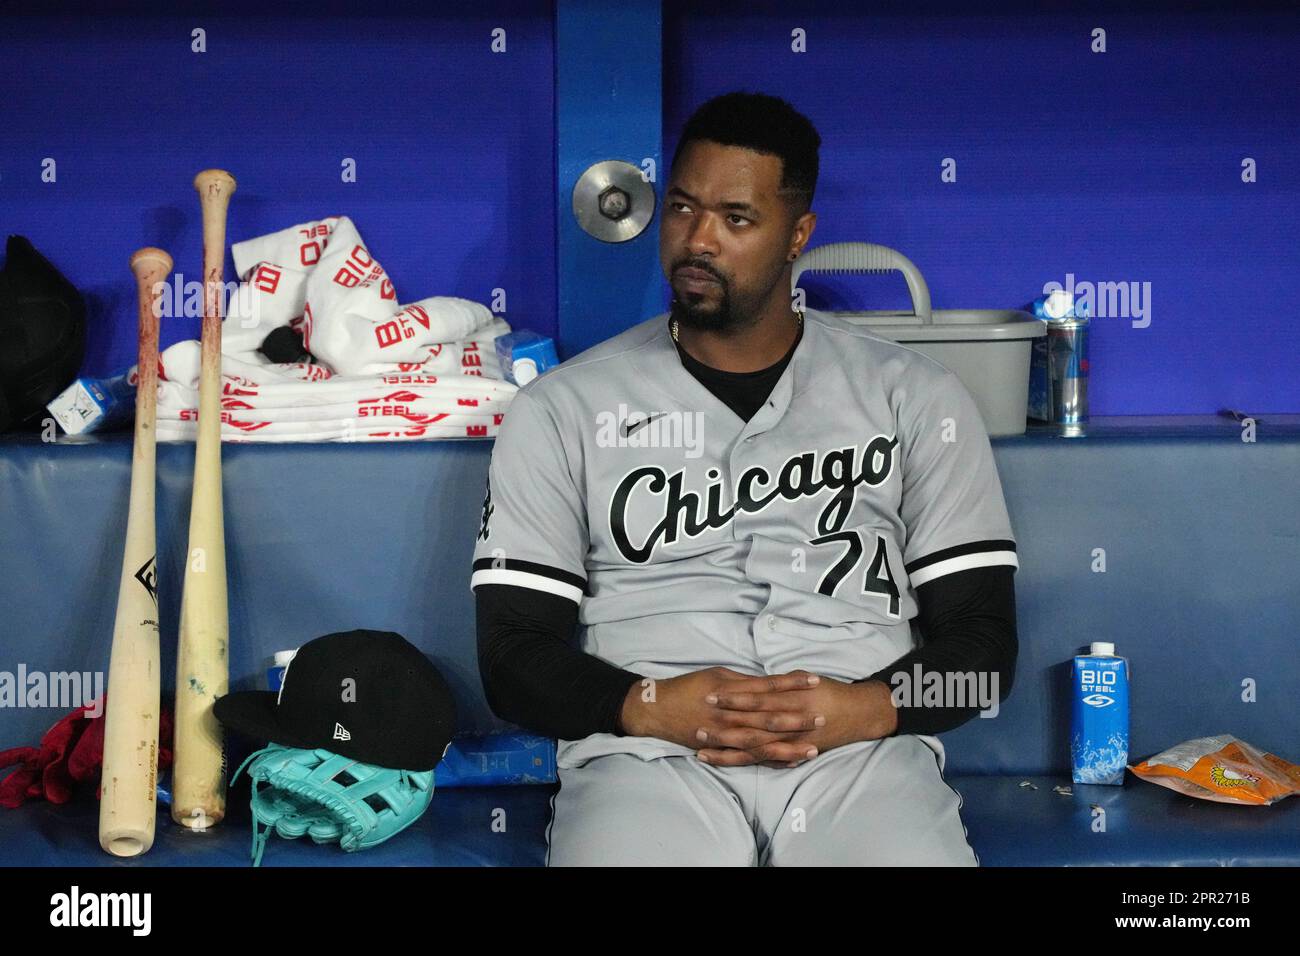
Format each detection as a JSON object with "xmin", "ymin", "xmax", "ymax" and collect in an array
[{"xmin": 213, "ymin": 629, "xmax": 457, "ymax": 771}]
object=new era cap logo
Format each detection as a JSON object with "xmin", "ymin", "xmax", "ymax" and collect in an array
[{"xmin": 333, "ymin": 723, "xmax": 351, "ymax": 741}]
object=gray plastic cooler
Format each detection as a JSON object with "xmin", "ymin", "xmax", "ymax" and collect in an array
[{"xmin": 793, "ymin": 242, "xmax": 1046, "ymax": 437}]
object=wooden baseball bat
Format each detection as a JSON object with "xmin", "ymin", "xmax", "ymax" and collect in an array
[
  {"xmin": 172, "ymin": 169, "xmax": 236, "ymax": 829},
  {"xmin": 98, "ymin": 248, "xmax": 171, "ymax": 857}
]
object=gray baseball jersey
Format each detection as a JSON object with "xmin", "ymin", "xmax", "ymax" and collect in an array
[{"xmin": 471, "ymin": 306, "xmax": 1018, "ymax": 771}]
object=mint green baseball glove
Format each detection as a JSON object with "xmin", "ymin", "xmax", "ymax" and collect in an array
[{"xmin": 230, "ymin": 744, "xmax": 434, "ymax": 866}]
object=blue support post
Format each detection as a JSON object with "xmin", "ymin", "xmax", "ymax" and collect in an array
[{"xmin": 555, "ymin": 0, "xmax": 664, "ymax": 359}]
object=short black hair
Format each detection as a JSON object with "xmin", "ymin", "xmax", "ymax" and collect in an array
[{"xmin": 670, "ymin": 91, "xmax": 821, "ymax": 221}]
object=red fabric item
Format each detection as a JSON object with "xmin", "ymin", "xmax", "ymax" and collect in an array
[{"xmin": 0, "ymin": 696, "xmax": 174, "ymax": 808}]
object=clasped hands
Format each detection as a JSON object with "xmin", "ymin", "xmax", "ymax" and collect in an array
[{"xmin": 619, "ymin": 666, "xmax": 899, "ymax": 769}]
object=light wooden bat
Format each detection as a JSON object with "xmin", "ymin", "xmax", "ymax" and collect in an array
[
  {"xmin": 172, "ymin": 169, "xmax": 235, "ymax": 830},
  {"xmin": 99, "ymin": 247, "xmax": 171, "ymax": 857}
]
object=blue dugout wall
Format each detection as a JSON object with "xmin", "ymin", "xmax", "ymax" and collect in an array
[{"xmin": 2, "ymin": 1, "xmax": 1295, "ymax": 413}]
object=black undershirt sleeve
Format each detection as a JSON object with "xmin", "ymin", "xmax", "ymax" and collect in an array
[
  {"xmin": 475, "ymin": 583, "xmax": 644, "ymax": 741},
  {"xmin": 856, "ymin": 564, "xmax": 1018, "ymax": 737}
]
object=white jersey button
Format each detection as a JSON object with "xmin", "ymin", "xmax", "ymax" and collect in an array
[{"xmin": 766, "ymin": 614, "xmax": 777, "ymax": 629}]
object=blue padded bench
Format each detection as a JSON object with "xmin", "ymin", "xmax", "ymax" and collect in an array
[{"xmin": 1, "ymin": 415, "xmax": 1298, "ymax": 866}]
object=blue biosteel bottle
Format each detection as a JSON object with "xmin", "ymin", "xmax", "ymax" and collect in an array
[
  {"xmin": 1070, "ymin": 642, "xmax": 1130, "ymax": 785},
  {"xmin": 494, "ymin": 330, "xmax": 559, "ymax": 386},
  {"xmin": 434, "ymin": 733, "xmax": 557, "ymax": 786}
]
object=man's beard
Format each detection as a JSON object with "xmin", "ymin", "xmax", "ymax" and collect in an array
[{"xmin": 669, "ymin": 281, "xmax": 758, "ymax": 335}]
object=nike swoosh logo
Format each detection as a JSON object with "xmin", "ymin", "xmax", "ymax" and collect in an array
[{"xmin": 620, "ymin": 413, "xmax": 665, "ymax": 437}]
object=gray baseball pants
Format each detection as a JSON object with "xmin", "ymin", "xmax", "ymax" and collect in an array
[{"xmin": 545, "ymin": 734, "xmax": 978, "ymax": 866}]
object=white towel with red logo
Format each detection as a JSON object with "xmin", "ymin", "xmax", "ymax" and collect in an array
[
  {"xmin": 225, "ymin": 217, "xmax": 499, "ymax": 374},
  {"xmin": 153, "ymin": 214, "xmax": 520, "ymax": 442},
  {"xmin": 153, "ymin": 332, "xmax": 513, "ymax": 442}
]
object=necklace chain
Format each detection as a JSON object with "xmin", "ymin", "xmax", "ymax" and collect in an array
[{"xmin": 671, "ymin": 310, "xmax": 804, "ymax": 343}]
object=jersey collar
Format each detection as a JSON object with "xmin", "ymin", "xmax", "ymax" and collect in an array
[{"xmin": 649, "ymin": 307, "xmax": 819, "ymax": 430}]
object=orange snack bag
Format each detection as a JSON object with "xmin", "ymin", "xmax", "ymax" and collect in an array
[{"xmin": 1129, "ymin": 735, "xmax": 1300, "ymax": 805}]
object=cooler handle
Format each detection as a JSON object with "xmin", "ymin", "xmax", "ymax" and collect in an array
[{"xmin": 791, "ymin": 241, "xmax": 933, "ymax": 325}]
